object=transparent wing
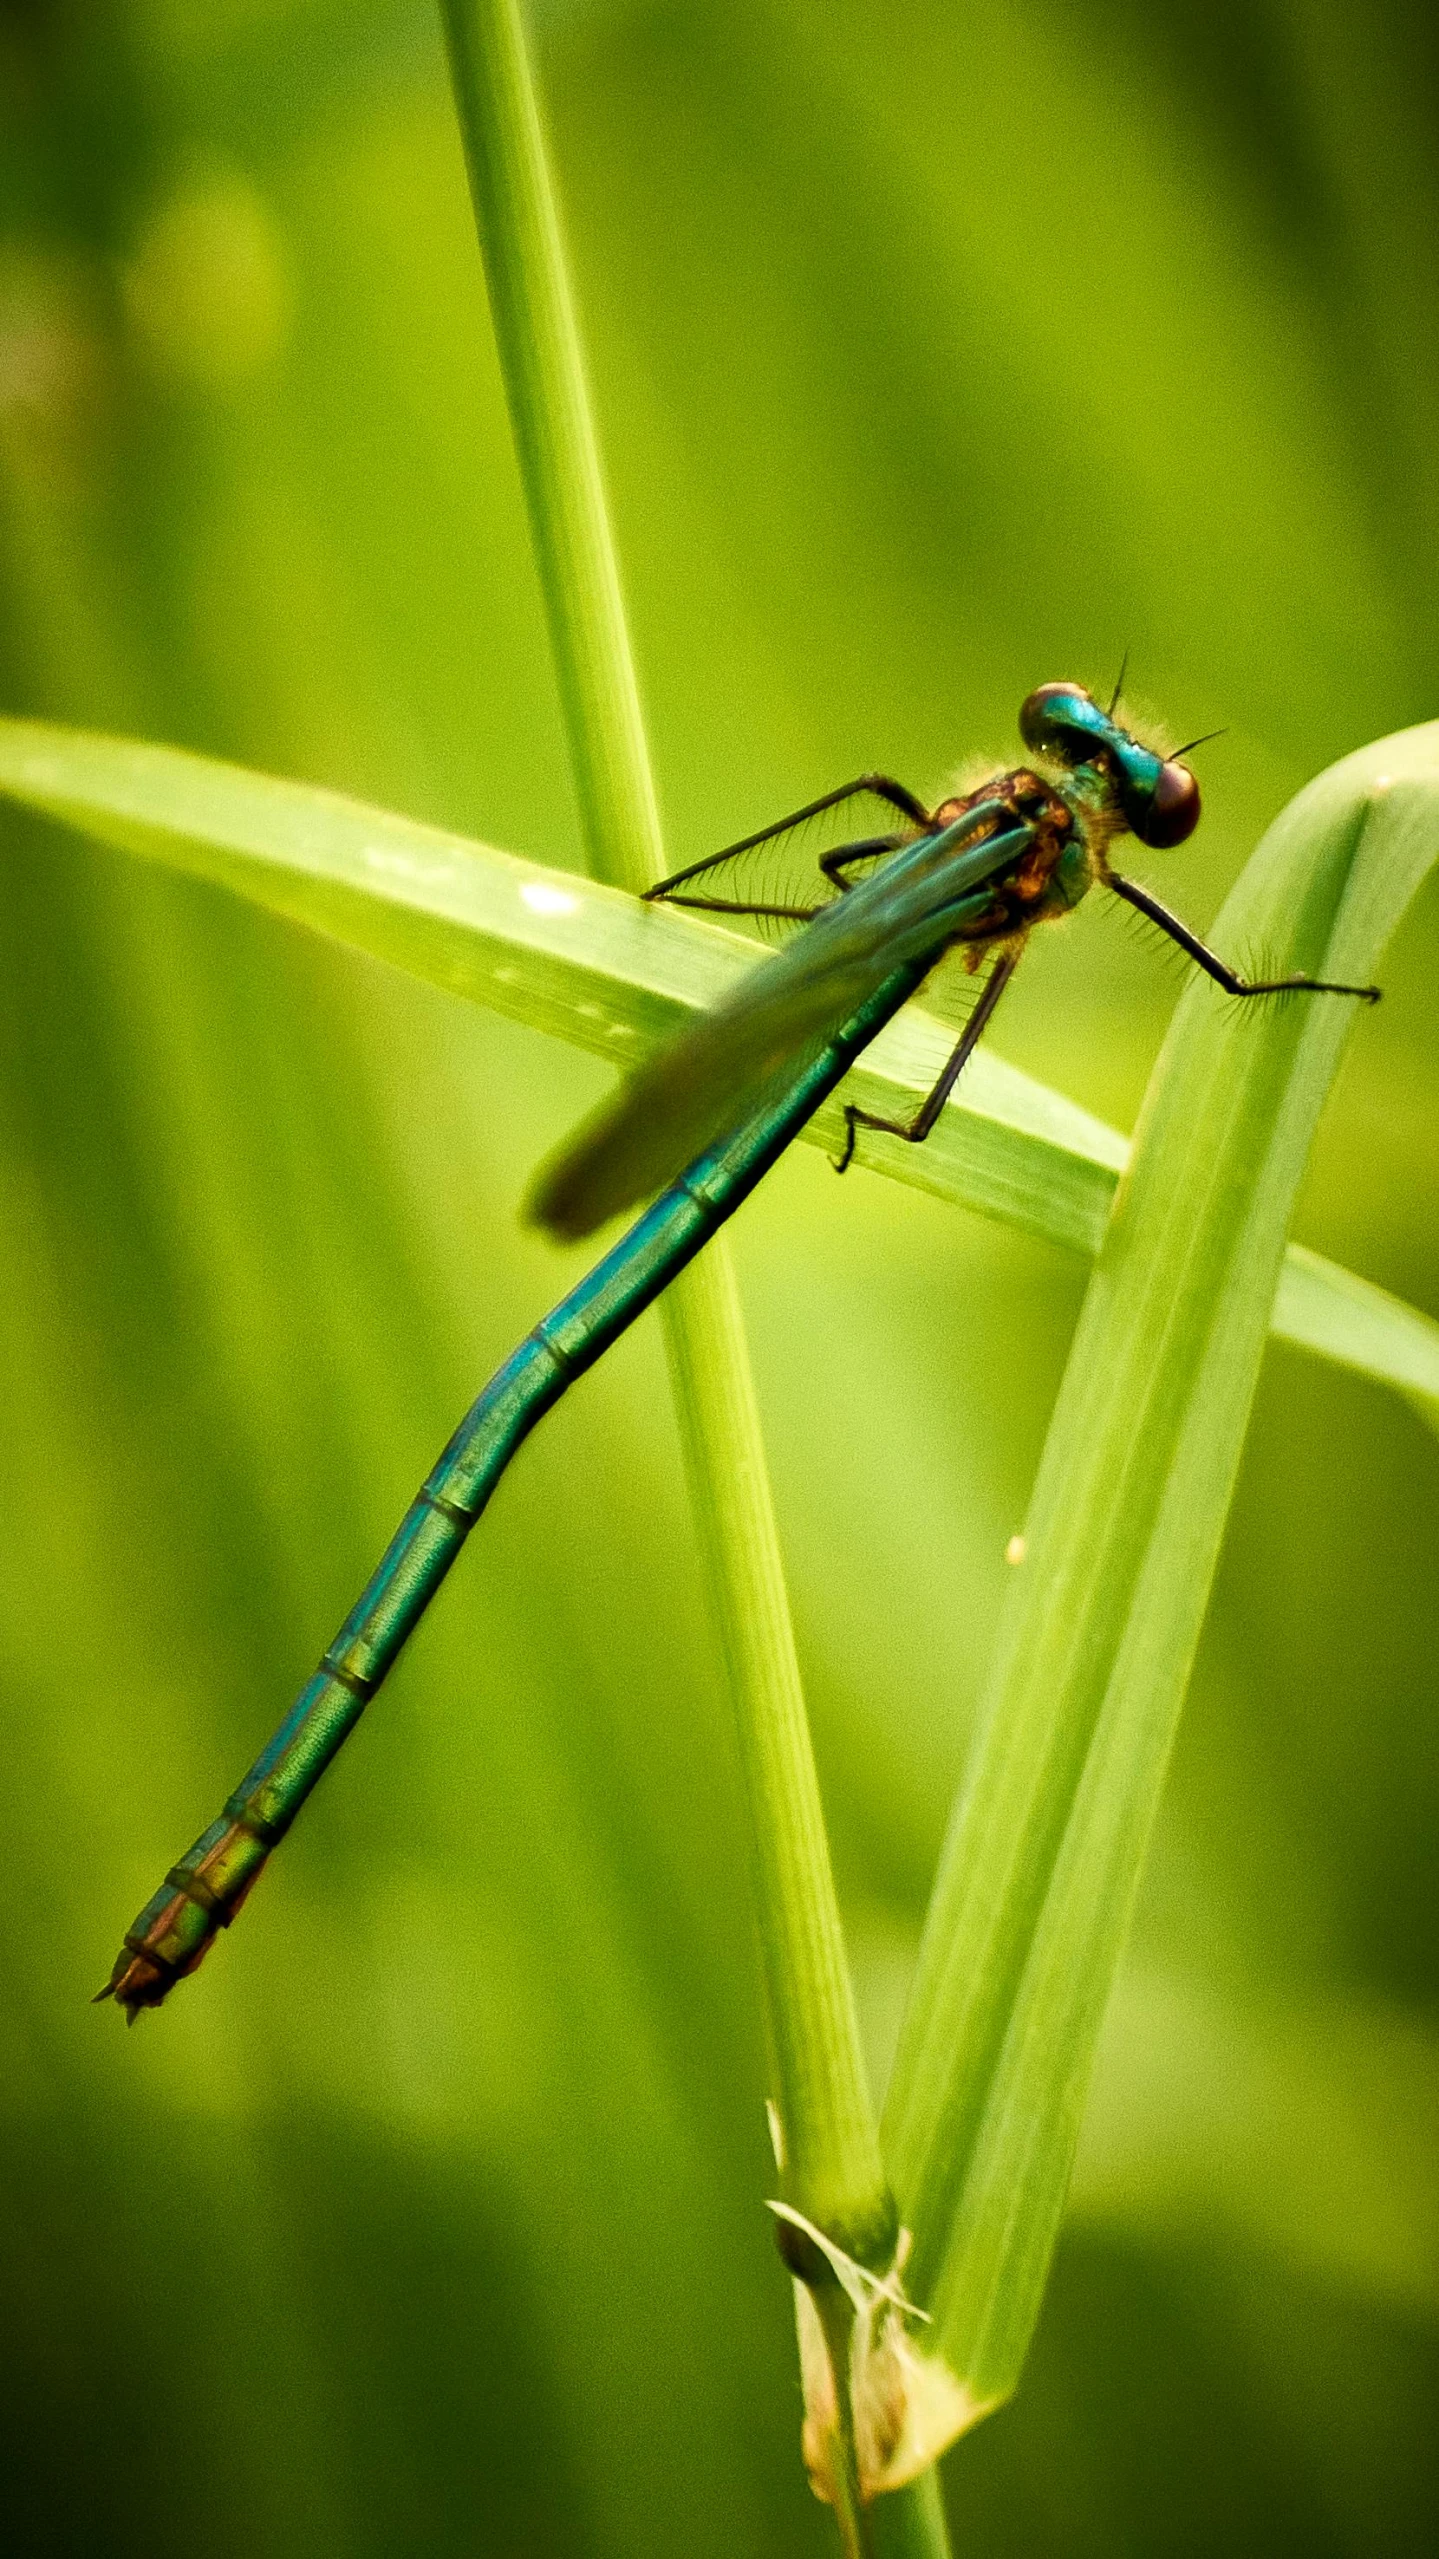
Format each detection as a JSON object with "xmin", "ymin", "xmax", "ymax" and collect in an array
[
  {"xmin": 527, "ymin": 912, "xmax": 894, "ymax": 1240},
  {"xmin": 647, "ymin": 776, "xmax": 931, "ymax": 945},
  {"xmin": 909, "ymin": 942, "xmax": 1011, "ymax": 1037},
  {"xmin": 527, "ymin": 799, "xmax": 1028, "ymax": 1241}
]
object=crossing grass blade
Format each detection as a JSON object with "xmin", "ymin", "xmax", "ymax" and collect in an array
[
  {"xmin": 0, "ymin": 714, "xmax": 1434, "ymax": 1422},
  {"xmin": 447, "ymin": 0, "xmax": 896, "ymax": 2340},
  {"xmin": 881, "ymin": 720, "xmax": 1439, "ymax": 2425}
]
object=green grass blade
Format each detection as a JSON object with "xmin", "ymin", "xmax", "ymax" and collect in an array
[
  {"xmin": 1272, "ymin": 1243, "xmax": 1439, "ymax": 1433},
  {"xmin": 438, "ymin": 0, "xmax": 896, "ymax": 2353},
  {"xmin": 869, "ymin": 2468, "xmax": 952, "ymax": 2559},
  {"xmin": 882, "ymin": 721, "xmax": 1439, "ymax": 2422},
  {"xmin": 0, "ymin": 714, "xmax": 1431, "ymax": 1421},
  {"xmin": 438, "ymin": 0, "xmax": 661, "ymax": 900}
]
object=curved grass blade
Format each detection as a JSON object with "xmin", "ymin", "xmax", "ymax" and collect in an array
[
  {"xmin": 881, "ymin": 719, "xmax": 1439, "ymax": 2434},
  {"xmin": 0, "ymin": 716, "xmax": 1433, "ymax": 1415}
]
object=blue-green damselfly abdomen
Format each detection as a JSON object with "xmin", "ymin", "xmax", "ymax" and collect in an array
[{"xmin": 100, "ymin": 683, "xmax": 1378, "ymax": 2015}]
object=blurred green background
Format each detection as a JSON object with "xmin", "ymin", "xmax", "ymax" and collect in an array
[{"xmin": 2, "ymin": 2, "xmax": 1436, "ymax": 2551}]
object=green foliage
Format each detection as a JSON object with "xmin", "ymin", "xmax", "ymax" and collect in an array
[
  {"xmin": 1, "ymin": 4, "xmax": 1436, "ymax": 2557},
  {"xmin": 1, "ymin": 716, "xmax": 1430, "ymax": 1403},
  {"xmin": 887, "ymin": 726, "xmax": 1439, "ymax": 2400}
]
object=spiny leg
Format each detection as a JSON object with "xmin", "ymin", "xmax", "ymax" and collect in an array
[
  {"xmin": 834, "ymin": 948, "xmax": 1020, "ymax": 1174},
  {"xmin": 648, "ymin": 894, "xmax": 827, "ymax": 921},
  {"xmin": 1107, "ymin": 874, "xmax": 1381, "ymax": 1001},
  {"xmin": 654, "ymin": 833, "xmax": 906, "ymax": 920},
  {"xmin": 643, "ymin": 774, "xmax": 931, "ymax": 903}
]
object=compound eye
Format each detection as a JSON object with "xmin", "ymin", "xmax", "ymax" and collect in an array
[
  {"xmin": 1019, "ymin": 682, "xmax": 1094, "ymax": 760},
  {"xmin": 1140, "ymin": 761, "xmax": 1201, "ymax": 849}
]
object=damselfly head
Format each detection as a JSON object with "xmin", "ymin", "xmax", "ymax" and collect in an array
[{"xmin": 1019, "ymin": 681, "xmax": 1201, "ymax": 852}]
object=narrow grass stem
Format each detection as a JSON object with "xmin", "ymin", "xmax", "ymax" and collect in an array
[
  {"xmin": 869, "ymin": 2467, "xmax": 952, "ymax": 2559},
  {"xmin": 812, "ymin": 2283, "xmax": 875, "ymax": 2559},
  {"xmin": 436, "ymin": 0, "xmax": 893, "ymax": 2275},
  {"xmin": 438, "ymin": 0, "xmax": 657, "ymax": 895}
]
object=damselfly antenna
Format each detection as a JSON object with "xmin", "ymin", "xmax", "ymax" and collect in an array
[{"xmin": 1107, "ymin": 649, "xmax": 1130, "ymax": 717}]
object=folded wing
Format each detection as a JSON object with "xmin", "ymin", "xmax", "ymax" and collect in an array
[{"xmin": 526, "ymin": 798, "xmax": 1027, "ymax": 1241}]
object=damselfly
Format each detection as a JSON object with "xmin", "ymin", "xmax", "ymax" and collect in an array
[{"xmin": 100, "ymin": 683, "xmax": 1378, "ymax": 2016}]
